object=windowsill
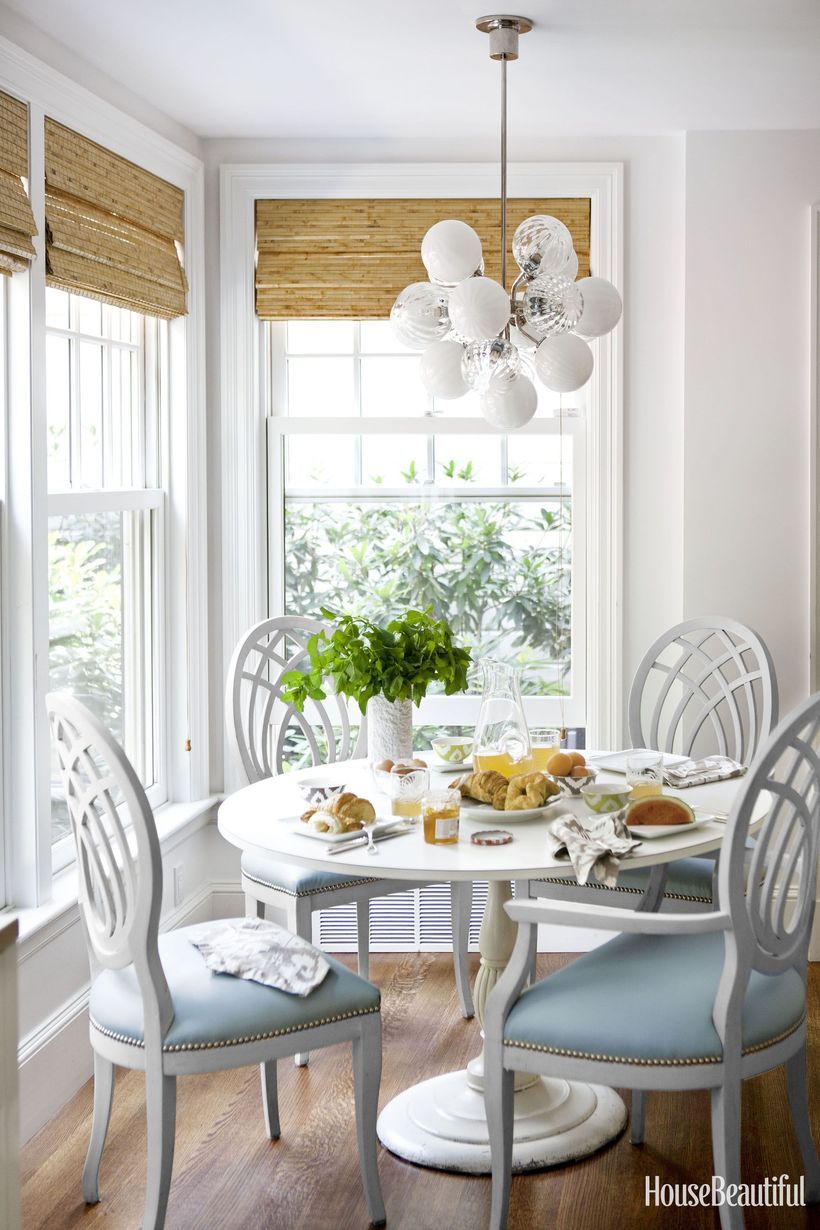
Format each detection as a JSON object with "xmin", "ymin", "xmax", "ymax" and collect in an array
[{"xmin": 6, "ymin": 795, "xmax": 221, "ymax": 952}]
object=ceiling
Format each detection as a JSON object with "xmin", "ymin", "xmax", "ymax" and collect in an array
[{"xmin": 4, "ymin": 0, "xmax": 820, "ymax": 140}]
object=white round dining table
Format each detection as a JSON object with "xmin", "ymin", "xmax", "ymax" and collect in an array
[{"xmin": 218, "ymin": 758, "xmax": 753, "ymax": 1175}]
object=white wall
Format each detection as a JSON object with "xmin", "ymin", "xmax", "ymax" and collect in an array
[{"xmin": 683, "ymin": 130, "xmax": 820, "ymax": 717}]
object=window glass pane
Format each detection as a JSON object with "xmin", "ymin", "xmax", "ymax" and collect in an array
[
  {"xmin": 283, "ymin": 494, "xmax": 571, "ymax": 695},
  {"xmin": 507, "ymin": 434, "xmax": 572, "ymax": 487},
  {"xmin": 45, "ymin": 287, "xmax": 69, "ymax": 330},
  {"xmin": 433, "ymin": 388, "xmax": 484, "ymax": 418},
  {"xmin": 78, "ymin": 341, "xmax": 104, "ymax": 488},
  {"xmin": 286, "ymin": 434, "xmax": 357, "ymax": 486},
  {"xmin": 434, "ymin": 434, "xmax": 501, "ymax": 486},
  {"xmin": 75, "ymin": 295, "xmax": 103, "ymax": 337},
  {"xmin": 48, "ymin": 509, "xmax": 156, "ymax": 844},
  {"xmin": 361, "ymin": 435, "xmax": 428, "ymax": 487},
  {"xmin": 359, "ymin": 321, "xmax": 418, "ymax": 355},
  {"xmin": 287, "ymin": 321, "xmax": 354, "ymax": 354},
  {"xmin": 361, "ymin": 356, "xmax": 429, "ymax": 417},
  {"xmin": 46, "ymin": 334, "xmax": 71, "ymax": 489},
  {"xmin": 287, "ymin": 357, "xmax": 355, "ymax": 416}
]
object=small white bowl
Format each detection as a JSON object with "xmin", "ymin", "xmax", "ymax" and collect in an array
[
  {"xmin": 296, "ymin": 775, "xmax": 346, "ymax": 806},
  {"xmin": 580, "ymin": 781, "xmax": 633, "ymax": 814},
  {"xmin": 431, "ymin": 736, "xmax": 473, "ymax": 765}
]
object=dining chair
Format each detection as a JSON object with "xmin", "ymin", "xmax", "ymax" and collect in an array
[
  {"xmin": 227, "ymin": 615, "xmax": 475, "ymax": 1057},
  {"xmin": 47, "ymin": 691, "xmax": 385, "ymax": 1230},
  {"xmin": 484, "ymin": 689, "xmax": 820, "ymax": 1230},
  {"xmin": 528, "ymin": 617, "xmax": 779, "ymax": 914}
]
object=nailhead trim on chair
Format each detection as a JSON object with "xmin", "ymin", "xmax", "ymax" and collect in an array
[
  {"xmin": 531, "ymin": 876, "xmax": 712, "ymax": 905},
  {"xmin": 504, "ymin": 1016, "xmax": 805, "ymax": 1067},
  {"xmin": 242, "ymin": 870, "xmax": 380, "ymax": 897},
  {"xmin": 89, "ymin": 1003, "xmax": 380, "ymax": 1052}
]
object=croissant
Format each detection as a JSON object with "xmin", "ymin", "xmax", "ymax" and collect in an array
[
  {"xmin": 492, "ymin": 783, "xmax": 509, "ymax": 810},
  {"xmin": 505, "ymin": 772, "xmax": 557, "ymax": 810},
  {"xmin": 456, "ymin": 770, "xmax": 509, "ymax": 805},
  {"xmin": 308, "ymin": 810, "xmax": 346, "ymax": 834},
  {"xmin": 300, "ymin": 792, "xmax": 375, "ymax": 832}
]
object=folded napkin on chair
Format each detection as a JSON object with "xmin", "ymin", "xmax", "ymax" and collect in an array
[
  {"xmin": 549, "ymin": 808, "xmax": 642, "ymax": 888},
  {"xmin": 663, "ymin": 755, "xmax": 746, "ymax": 789},
  {"xmin": 188, "ymin": 917, "xmax": 330, "ymax": 996}
]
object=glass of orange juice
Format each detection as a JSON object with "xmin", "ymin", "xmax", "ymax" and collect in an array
[
  {"xmin": 529, "ymin": 728, "xmax": 562, "ymax": 771},
  {"xmin": 626, "ymin": 752, "xmax": 664, "ymax": 798},
  {"xmin": 389, "ymin": 764, "xmax": 429, "ymax": 821}
]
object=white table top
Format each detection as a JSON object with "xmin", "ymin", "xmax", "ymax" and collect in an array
[{"xmin": 217, "ymin": 758, "xmax": 754, "ymax": 883}]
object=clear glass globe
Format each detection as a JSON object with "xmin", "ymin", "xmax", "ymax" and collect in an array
[
  {"xmin": 390, "ymin": 282, "xmax": 451, "ymax": 348},
  {"xmin": 462, "ymin": 339, "xmax": 521, "ymax": 392},
  {"xmin": 534, "ymin": 333, "xmax": 594, "ymax": 393},
  {"xmin": 513, "ymin": 215, "xmax": 574, "ymax": 280},
  {"xmin": 480, "ymin": 374, "xmax": 538, "ymax": 429},
  {"xmin": 419, "ymin": 339, "xmax": 469, "ymax": 400},
  {"xmin": 522, "ymin": 274, "xmax": 584, "ymax": 339}
]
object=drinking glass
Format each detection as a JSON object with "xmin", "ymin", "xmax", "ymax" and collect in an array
[
  {"xmin": 626, "ymin": 751, "xmax": 664, "ymax": 798},
  {"xmin": 529, "ymin": 727, "xmax": 562, "ymax": 771},
  {"xmin": 389, "ymin": 764, "xmax": 429, "ymax": 821}
]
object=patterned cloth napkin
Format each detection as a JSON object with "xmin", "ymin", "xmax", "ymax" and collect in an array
[
  {"xmin": 188, "ymin": 918, "xmax": 330, "ymax": 996},
  {"xmin": 663, "ymin": 755, "xmax": 746, "ymax": 789},
  {"xmin": 549, "ymin": 807, "xmax": 642, "ymax": 887}
]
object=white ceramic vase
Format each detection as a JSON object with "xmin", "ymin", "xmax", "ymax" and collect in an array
[{"xmin": 366, "ymin": 695, "xmax": 413, "ymax": 764}]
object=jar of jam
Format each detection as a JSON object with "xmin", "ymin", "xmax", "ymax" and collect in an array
[{"xmin": 422, "ymin": 789, "xmax": 460, "ymax": 845}]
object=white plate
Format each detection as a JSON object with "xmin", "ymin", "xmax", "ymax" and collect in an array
[
  {"xmin": 590, "ymin": 749, "xmax": 689, "ymax": 775},
  {"xmin": 626, "ymin": 815, "xmax": 712, "ymax": 840},
  {"xmin": 460, "ymin": 798, "xmax": 561, "ymax": 823},
  {"xmin": 290, "ymin": 817, "xmax": 399, "ymax": 844}
]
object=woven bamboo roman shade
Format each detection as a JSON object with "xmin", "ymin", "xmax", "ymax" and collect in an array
[
  {"xmin": 0, "ymin": 91, "xmax": 37, "ymax": 275},
  {"xmin": 255, "ymin": 197, "xmax": 590, "ymax": 320},
  {"xmin": 44, "ymin": 119, "xmax": 188, "ymax": 318}
]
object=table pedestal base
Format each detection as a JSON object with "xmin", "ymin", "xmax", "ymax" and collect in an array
[{"xmin": 377, "ymin": 1068, "xmax": 626, "ymax": 1174}]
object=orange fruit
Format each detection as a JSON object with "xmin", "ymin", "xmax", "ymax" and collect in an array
[
  {"xmin": 567, "ymin": 751, "xmax": 586, "ymax": 769},
  {"xmin": 546, "ymin": 751, "xmax": 573, "ymax": 777}
]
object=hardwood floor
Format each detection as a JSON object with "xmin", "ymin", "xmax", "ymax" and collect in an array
[{"xmin": 21, "ymin": 954, "xmax": 820, "ymax": 1230}]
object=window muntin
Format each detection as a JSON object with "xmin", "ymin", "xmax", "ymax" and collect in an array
[
  {"xmin": 46, "ymin": 289, "xmax": 165, "ymax": 859},
  {"xmin": 267, "ymin": 320, "xmax": 586, "ymax": 730}
]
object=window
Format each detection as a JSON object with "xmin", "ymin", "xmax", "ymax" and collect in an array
[
  {"xmin": 266, "ymin": 319, "xmax": 587, "ymax": 734},
  {"xmin": 45, "ymin": 288, "xmax": 166, "ymax": 866}
]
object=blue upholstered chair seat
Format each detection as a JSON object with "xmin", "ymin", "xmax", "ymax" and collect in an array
[
  {"xmin": 89, "ymin": 927, "xmax": 380, "ymax": 1053},
  {"xmin": 241, "ymin": 848, "xmax": 377, "ymax": 897},
  {"xmin": 504, "ymin": 930, "xmax": 805, "ymax": 1066},
  {"xmin": 533, "ymin": 856, "xmax": 714, "ymax": 904}
]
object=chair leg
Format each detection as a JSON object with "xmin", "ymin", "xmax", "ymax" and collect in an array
[
  {"xmin": 452, "ymin": 881, "xmax": 475, "ymax": 1019},
  {"xmin": 786, "ymin": 1044, "xmax": 820, "ymax": 1201},
  {"xmin": 513, "ymin": 882, "xmax": 537, "ymax": 985},
  {"xmin": 260, "ymin": 1061, "xmax": 280, "ymax": 1141},
  {"xmin": 710, "ymin": 1082, "xmax": 743, "ymax": 1230},
  {"xmin": 352, "ymin": 1016, "xmax": 386, "ymax": 1227},
  {"xmin": 289, "ymin": 895, "xmax": 314, "ymax": 1067},
  {"xmin": 486, "ymin": 1059, "xmax": 514, "ymax": 1230},
  {"xmin": 356, "ymin": 900, "xmax": 370, "ymax": 981},
  {"xmin": 630, "ymin": 1090, "xmax": 646, "ymax": 1145},
  {"xmin": 245, "ymin": 891, "xmax": 265, "ymax": 919},
  {"xmin": 81, "ymin": 1052, "xmax": 115, "ymax": 1203},
  {"xmin": 143, "ymin": 1063, "xmax": 176, "ymax": 1230}
]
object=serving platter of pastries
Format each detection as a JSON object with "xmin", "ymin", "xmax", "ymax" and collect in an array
[
  {"xmin": 296, "ymin": 791, "xmax": 380, "ymax": 842},
  {"xmin": 453, "ymin": 770, "xmax": 562, "ymax": 821}
]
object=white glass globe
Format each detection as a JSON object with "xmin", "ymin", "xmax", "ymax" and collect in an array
[
  {"xmin": 575, "ymin": 276, "xmax": 623, "ymax": 338},
  {"xmin": 448, "ymin": 277, "xmax": 510, "ymax": 342},
  {"xmin": 462, "ymin": 338, "xmax": 521, "ymax": 392},
  {"xmin": 513, "ymin": 215, "xmax": 574, "ymax": 279},
  {"xmin": 508, "ymin": 324, "xmax": 537, "ymax": 353},
  {"xmin": 480, "ymin": 373, "xmax": 538, "ymax": 429},
  {"xmin": 522, "ymin": 274, "xmax": 584, "ymax": 338},
  {"xmin": 534, "ymin": 333, "xmax": 594, "ymax": 393},
  {"xmin": 419, "ymin": 340, "xmax": 469, "ymax": 400},
  {"xmin": 389, "ymin": 282, "xmax": 451, "ymax": 348},
  {"xmin": 421, "ymin": 220, "xmax": 483, "ymax": 287}
]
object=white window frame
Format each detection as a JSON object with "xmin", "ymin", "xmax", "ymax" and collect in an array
[
  {"xmin": 220, "ymin": 161, "xmax": 623, "ymax": 792},
  {"xmin": 0, "ymin": 39, "xmax": 208, "ymax": 908}
]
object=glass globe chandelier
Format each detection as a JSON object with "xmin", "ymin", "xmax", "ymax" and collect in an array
[{"xmin": 389, "ymin": 14, "xmax": 623, "ymax": 430}]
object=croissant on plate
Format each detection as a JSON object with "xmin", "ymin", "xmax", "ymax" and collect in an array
[
  {"xmin": 301, "ymin": 791, "xmax": 375, "ymax": 832},
  {"xmin": 455, "ymin": 770, "xmax": 509, "ymax": 805},
  {"xmin": 504, "ymin": 772, "xmax": 558, "ymax": 810}
]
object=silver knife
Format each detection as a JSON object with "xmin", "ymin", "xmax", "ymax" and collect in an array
[{"xmin": 327, "ymin": 825, "xmax": 414, "ymax": 855}]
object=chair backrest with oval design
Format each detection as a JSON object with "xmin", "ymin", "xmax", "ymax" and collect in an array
[
  {"xmin": 226, "ymin": 616, "xmax": 367, "ymax": 784},
  {"xmin": 719, "ymin": 691, "xmax": 820, "ymax": 981},
  {"xmin": 628, "ymin": 616, "xmax": 778, "ymax": 764},
  {"xmin": 47, "ymin": 692, "xmax": 172, "ymax": 1037}
]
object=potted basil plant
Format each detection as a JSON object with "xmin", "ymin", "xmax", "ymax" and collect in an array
[{"xmin": 280, "ymin": 608, "xmax": 471, "ymax": 764}]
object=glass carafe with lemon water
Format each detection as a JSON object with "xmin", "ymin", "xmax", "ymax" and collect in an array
[{"xmin": 473, "ymin": 658, "xmax": 534, "ymax": 779}]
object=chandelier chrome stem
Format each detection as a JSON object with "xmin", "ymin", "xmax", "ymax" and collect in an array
[{"xmin": 500, "ymin": 53, "xmax": 507, "ymax": 293}]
